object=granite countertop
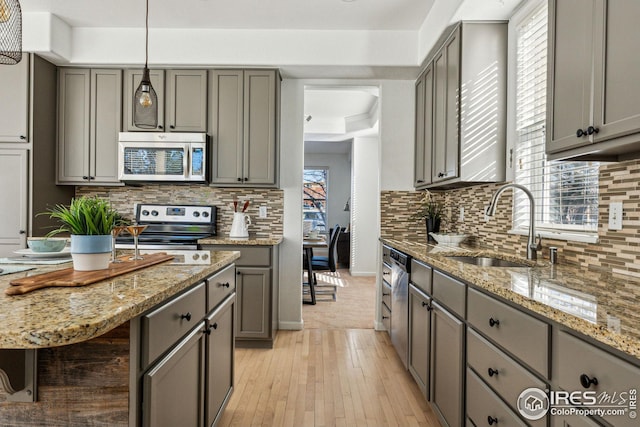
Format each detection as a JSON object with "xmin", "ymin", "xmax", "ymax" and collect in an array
[
  {"xmin": 0, "ymin": 250, "xmax": 240, "ymax": 349},
  {"xmin": 200, "ymin": 235, "xmax": 283, "ymax": 246},
  {"xmin": 381, "ymin": 238, "xmax": 640, "ymax": 361}
]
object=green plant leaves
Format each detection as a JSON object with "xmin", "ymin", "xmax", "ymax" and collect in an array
[{"xmin": 41, "ymin": 196, "xmax": 126, "ymax": 236}]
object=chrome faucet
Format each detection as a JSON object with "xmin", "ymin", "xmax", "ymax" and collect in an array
[{"xmin": 485, "ymin": 183, "xmax": 542, "ymax": 260}]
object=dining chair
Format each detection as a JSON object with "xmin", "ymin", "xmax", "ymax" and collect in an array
[{"xmin": 311, "ymin": 224, "xmax": 341, "ymax": 283}]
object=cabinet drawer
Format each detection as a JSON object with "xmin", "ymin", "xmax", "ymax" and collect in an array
[
  {"xmin": 410, "ymin": 259, "xmax": 432, "ymax": 295},
  {"xmin": 466, "ymin": 368, "xmax": 527, "ymax": 427},
  {"xmin": 468, "ymin": 288, "xmax": 549, "ymax": 377},
  {"xmin": 381, "ymin": 281, "xmax": 392, "ymax": 310},
  {"xmin": 207, "ymin": 264, "xmax": 236, "ymax": 312},
  {"xmin": 554, "ymin": 330, "xmax": 640, "ymax": 427},
  {"xmin": 234, "ymin": 247, "xmax": 271, "ymax": 266},
  {"xmin": 382, "ymin": 262, "xmax": 392, "ymax": 287},
  {"xmin": 381, "ymin": 302, "xmax": 391, "ymax": 332},
  {"xmin": 432, "ymin": 270, "xmax": 465, "ymax": 317},
  {"xmin": 141, "ymin": 283, "xmax": 206, "ymax": 368},
  {"xmin": 467, "ymin": 328, "xmax": 547, "ymax": 427}
]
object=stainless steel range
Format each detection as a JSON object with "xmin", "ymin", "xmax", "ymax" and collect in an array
[{"xmin": 116, "ymin": 203, "xmax": 217, "ymax": 250}]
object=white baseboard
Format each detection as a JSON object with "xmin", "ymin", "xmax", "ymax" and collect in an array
[
  {"xmin": 278, "ymin": 320, "xmax": 304, "ymax": 330},
  {"xmin": 349, "ymin": 271, "xmax": 376, "ymax": 277},
  {"xmin": 374, "ymin": 320, "xmax": 385, "ymax": 331}
]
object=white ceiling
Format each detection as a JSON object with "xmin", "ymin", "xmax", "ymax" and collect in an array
[{"xmin": 20, "ymin": 0, "xmax": 435, "ymax": 30}]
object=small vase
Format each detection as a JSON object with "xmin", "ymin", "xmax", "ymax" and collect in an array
[
  {"xmin": 426, "ymin": 217, "xmax": 441, "ymax": 242},
  {"xmin": 70, "ymin": 235, "xmax": 112, "ymax": 271}
]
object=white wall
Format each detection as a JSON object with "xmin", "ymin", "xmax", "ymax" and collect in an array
[
  {"xmin": 279, "ymin": 78, "xmax": 414, "ymax": 329},
  {"xmin": 304, "ymin": 152, "xmax": 352, "ymax": 232}
]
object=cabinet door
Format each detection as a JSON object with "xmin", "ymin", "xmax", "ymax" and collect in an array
[
  {"xmin": 0, "ymin": 55, "xmax": 29, "ymax": 143},
  {"xmin": 166, "ymin": 70, "xmax": 207, "ymax": 132},
  {"xmin": 243, "ymin": 70, "xmax": 277, "ymax": 185},
  {"xmin": 90, "ymin": 69, "xmax": 122, "ymax": 184},
  {"xmin": 236, "ymin": 267, "xmax": 270, "ymax": 339},
  {"xmin": 430, "ymin": 301, "xmax": 464, "ymax": 427},
  {"xmin": 143, "ymin": 324, "xmax": 205, "ymax": 427},
  {"xmin": 408, "ymin": 284, "xmax": 431, "ymax": 400},
  {"xmin": 414, "ymin": 65, "xmax": 434, "ymax": 188},
  {"xmin": 206, "ymin": 296, "xmax": 235, "ymax": 427},
  {"xmin": 593, "ymin": 0, "xmax": 640, "ymax": 142},
  {"xmin": 547, "ymin": 0, "xmax": 600, "ymax": 153},
  {"xmin": 0, "ymin": 150, "xmax": 27, "ymax": 256},
  {"xmin": 432, "ymin": 28, "xmax": 460, "ymax": 183},
  {"xmin": 209, "ymin": 70, "xmax": 244, "ymax": 184},
  {"xmin": 123, "ymin": 69, "xmax": 165, "ymax": 131},
  {"xmin": 58, "ymin": 68, "xmax": 91, "ymax": 183}
]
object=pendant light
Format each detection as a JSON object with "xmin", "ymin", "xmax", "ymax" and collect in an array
[
  {"xmin": 133, "ymin": 0, "xmax": 158, "ymax": 129},
  {"xmin": 0, "ymin": 0, "xmax": 22, "ymax": 65}
]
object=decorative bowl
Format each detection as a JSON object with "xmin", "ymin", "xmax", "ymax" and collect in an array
[
  {"xmin": 428, "ymin": 233, "xmax": 468, "ymax": 247},
  {"xmin": 27, "ymin": 237, "xmax": 67, "ymax": 253}
]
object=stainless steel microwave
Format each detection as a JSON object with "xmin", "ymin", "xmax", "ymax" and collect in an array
[{"xmin": 118, "ymin": 132, "xmax": 207, "ymax": 182}]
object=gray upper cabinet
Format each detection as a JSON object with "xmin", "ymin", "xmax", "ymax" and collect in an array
[
  {"xmin": 123, "ymin": 69, "xmax": 166, "ymax": 131},
  {"xmin": 417, "ymin": 22, "xmax": 507, "ymax": 189},
  {"xmin": 414, "ymin": 64, "xmax": 433, "ymax": 188},
  {"xmin": 0, "ymin": 56, "xmax": 29, "ymax": 143},
  {"xmin": 547, "ymin": 0, "xmax": 640, "ymax": 161},
  {"xmin": 57, "ymin": 68, "xmax": 122, "ymax": 185},
  {"xmin": 0, "ymin": 150, "xmax": 28, "ymax": 256},
  {"xmin": 165, "ymin": 69, "xmax": 207, "ymax": 132},
  {"xmin": 209, "ymin": 69, "xmax": 279, "ymax": 187}
]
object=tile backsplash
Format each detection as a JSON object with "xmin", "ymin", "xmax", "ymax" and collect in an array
[
  {"xmin": 77, "ymin": 185, "xmax": 283, "ymax": 238},
  {"xmin": 381, "ymin": 159, "xmax": 640, "ymax": 278}
]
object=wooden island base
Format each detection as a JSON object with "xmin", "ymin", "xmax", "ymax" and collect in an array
[{"xmin": 0, "ymin": 323, "xmax": 130, "ymax": 426}]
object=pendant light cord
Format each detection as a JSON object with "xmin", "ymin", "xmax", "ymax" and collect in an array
[{"xmin": 144, "ymin": 0, "xmax": 149, "ymax": 68}]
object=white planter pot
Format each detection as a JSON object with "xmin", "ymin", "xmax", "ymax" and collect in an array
[{"xmin": 70, "ymin": 235, "xmax": 112, "ymax": 271}]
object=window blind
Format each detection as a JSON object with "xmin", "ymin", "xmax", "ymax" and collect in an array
[{"xmin": 513, "ymin": 1, "xmax": 599, "ymax": 233}]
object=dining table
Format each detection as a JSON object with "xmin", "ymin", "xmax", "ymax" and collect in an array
[{"xmin": 302, "ymin": 235, "xmax": 328, "ymax": 305}]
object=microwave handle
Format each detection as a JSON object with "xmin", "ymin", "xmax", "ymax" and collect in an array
[{"xmin": 185, "ymin": 144, "xmax": 191, "ymax": 179}]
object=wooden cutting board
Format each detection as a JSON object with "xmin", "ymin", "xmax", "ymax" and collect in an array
[{"xmin": 6, "ymin": 253, "xmax": 174, "ymax": 296}]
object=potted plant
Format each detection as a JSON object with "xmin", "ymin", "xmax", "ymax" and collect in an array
[
  {"xmin": 43, "ymin": 196, "xmax": 126, "ymax": 271},
  {"xmin": 411, "ymin": 190, "xmax": 444, "ymax": 242}
]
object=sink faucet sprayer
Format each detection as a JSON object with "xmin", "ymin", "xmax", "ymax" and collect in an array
[{"xmin": 485, "ymin": 183, "xmax": 542, "ymax": 260}]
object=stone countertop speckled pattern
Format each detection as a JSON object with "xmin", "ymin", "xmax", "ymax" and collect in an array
[
  {"xmin": 381, "ymin": 238, "xmax": 640, "ymax": 362},
  {"xmin": 200, "ymin": 235, "xmax": 283, "ymax": 246},
  {"xmin": 0, "ymin": 251, "xmax": 240, "ymax": 349}
]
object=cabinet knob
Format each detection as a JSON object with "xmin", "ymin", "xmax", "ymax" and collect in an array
[
  {"xmin": 82, "ymin": 176, "xmax": 89, "ymax": 180},
  {"xmin": 382, "ymin": 316, "xmax": 390, "ymax": 320},
  {"xmin": 421, "ymin": 301, "xmax": 428, "ymax": 307},
  {"xmin": 158, "ymin": 125, "xmax": 163, "ymax": 130},
  {"xmin": 243, "ymin": 177, "xmax": 249, "ymax": 181},
  {"xmin": 488, "ymin": 368, "xmax": 499, "ymax": 377},
  {"xmin": 19, "ymin": 135, "xmax": 26, "ymax": 140},
  {"xmin": 180, "ymin": 312, "xmax": 192, "ymax": 322},
  {"xmin": 236, "ymin": 271, "xmax": 241, "ymax": 275},
  {"xmin": 382, "ymin": 292, "xmax": 390, "ymax": 296},
  {"xmin": 576, "ymin": 128, "xmax": 587, "ymax": 137},
  {"xmin": 489, "ymin": 317, "xmax": 500, "ymax": 327},
  {"xmin": 170, "ymin": 125, "xmax": 175, "ymax": 129},
  {"xmin": 416, "ymin": 179, "xmax": 424, "ymax": 183},
  {"xmin": 218, "ymin": 282, "xmax": 230, "ymax": 288},
  {"xmin": 587, "ymin": 126, "xmax": 599, "ymax": 135},
  {"xmin": 237, "ymin": 177, "xmax": 242, "ymax": 182},
  {"xmin": 437, "ymin": 172, "xmax": 445, "ymax": 178},
  {"xmin": 487, "ymin": 416, "xmax": 498, "ymax": 425},
  {"xmin": 19, "ymin": 230, "xmax": 26, "ymax": 234},
  {"xmin": 210, "ymin": 323, "xmax": 218, "ymax": 330},
  {"xmin": 579, "ymin": 373, "xmax": 598, "ymax": 388}
]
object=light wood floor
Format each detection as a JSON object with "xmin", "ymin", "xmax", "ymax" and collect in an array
[{"xmin": 218, "ymin": 270, "xmax": 441, "ymax": 427}]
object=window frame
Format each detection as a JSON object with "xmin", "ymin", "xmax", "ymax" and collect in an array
[
  {"xmin": 303, "ymin": 166, "xmax": 329, "ymax": 234},
  {"xmin": 506, "ymin": 0, "xmax": 599, "ymax": 244}
]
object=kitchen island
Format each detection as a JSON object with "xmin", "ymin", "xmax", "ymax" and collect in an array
[{"xmin": 0, "ymin": 250, "xmax": 240, "ymax": 427}]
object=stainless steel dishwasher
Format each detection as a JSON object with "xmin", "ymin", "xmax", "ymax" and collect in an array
[{"xmin": 388, "ymin": 246, "xmax": 411, "ymax": 369}]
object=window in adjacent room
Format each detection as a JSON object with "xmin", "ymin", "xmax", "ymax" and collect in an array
[
  {"xmin": 303, "ymin": 168, "xmax": 328, "ymax": 234},
  {"xmin": 511, "ymin": 0, "xmax": 599, "ymax": 242}
]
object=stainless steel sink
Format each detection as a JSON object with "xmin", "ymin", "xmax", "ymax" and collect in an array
[{"xmin": 445, "ymin": 256, "xmax": 530, "ymax": 268}]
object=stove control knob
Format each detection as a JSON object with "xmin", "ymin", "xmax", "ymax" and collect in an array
[
  {"xmin": 141, "ymin": 210, "xmax": 150, "ymax": 216},
  {"xmin": 202, "ymin": 253, "xmax": 209, "ymax": 260},
  {"xmin": 193, "ymin": 211, "xmax": 200, "ymax": 218},
  {"xmin": 151, "ymin": 210, "xmax": 159, "ymax": 216},
  {"xmin": 192, "ymin": 253, "xmax": 200, "ymax": 260},
  {"xmin": 202, "ymin": 211, "xmax": 210, "ymax": 218}
]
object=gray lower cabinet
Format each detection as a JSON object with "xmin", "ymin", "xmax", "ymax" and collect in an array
[
  {"xmin": 57, "ymin": 68, "xmax": 123, "ymax": 185},
  {"xmin": 551, "ymin": 413, "xmax": 603, "ymax": 427},
  {"xmin": 430, "ymin": 300, "xmax": 464, "ymax": 427},
  {"xmin": 466, "ymin": 368, "xmax": 527, "ymax": 427},
  {"xmin": 209, "ymin": 69, "xmax": 279, "ymax": 186},
  {"xmin": 133, "ymin": 264, "xmax": 236, "ymax": 427},
  {"xmin": 143, "ymin": 323, "xmax": 206, "ymax": 427},
  {"xmin": 202, "ymin": 245, "xmax": 279, "ymax": 347},
  {"xmin": 408, "ymin": 284, "xmax": 431, "ymax": 399}
]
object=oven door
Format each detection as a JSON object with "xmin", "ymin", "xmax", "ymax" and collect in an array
[{"xmin": 118, "ymin": 142, "xmax": 206, "ymax": 182}]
